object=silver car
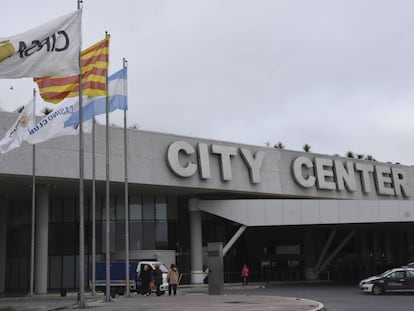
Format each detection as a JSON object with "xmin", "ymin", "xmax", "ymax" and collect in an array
[{"xmin": 359, "ymin": 267, "xmax": 414, "ymax": 295}]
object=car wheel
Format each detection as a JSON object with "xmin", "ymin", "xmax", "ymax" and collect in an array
[{"xmin": 372, "ymin": 284, "xmax": 383, "ymax": 295}]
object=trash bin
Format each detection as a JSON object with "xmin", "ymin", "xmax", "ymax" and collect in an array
[{"xmin": 60, "ymin": 289, "xmax": 67, "ymax": 297}]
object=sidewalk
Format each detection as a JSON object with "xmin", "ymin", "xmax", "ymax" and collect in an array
[
  {"xmin": 86, "ymin": 293, "xmax": 324, "ymax": 311},
  {"xmin": 0, "ymin": 284, "xmax": 324, "ymax": 311}
]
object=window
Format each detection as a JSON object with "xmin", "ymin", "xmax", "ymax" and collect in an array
[
  {"xmin": 142, "ymin": 221, "xmax": 155, "ymax": 249},
  {"xmin": 62, "ymin": 223, "xmax": 77, "ymax": 255},
  {"xmin": 167, "ymin": 196, "xmax": 178, "ymax": 220},
  {"xmin": 62, "ymin": 256, "xmax": 76, "ymax": 289},
  {"xmin": 115, "ymin": 222, "xmax": 126, "ymax": 251},
  {"xmin": 96, "ymin": 196, "xmax": 103, "ymax": 221},
  {"xmin": 50, "ymin": 199, "xmax": 63, "ymax": 222},
  {"xmin": 49, "ymin": 223, "xmax": 63, "ymax": 255},
  {"xmin": 142, "ymin": 196, "xmax": 154, "ymax": 220},
  {"xmin": 155, "ymin": 221, "xmax": 168, "ymax": 249},
  {"xmin": 130, "ymin": 195, "xmax": 142, "ymax": 220},
  {"xmin": 390, "ymin": 271, "xmax": 405, "ymax": 279},
  {"xmin": 129, "ymin": 221, "xmax": 142, "ymax": 250},
  {"xmin": 63, "ymin": 198, "xmax": 76, "ymax": 222},
  {"xmin": 155, "ymin": 196, "xmax": 167, "ymax": 220},
  {"xmin": 116, "ymin": 196, "xmax": 125, "ymax": 220},
  {"xmin": 102, "ymin": 197, "xmax": 116, "ymax": 220},
  {"xmin": 49, "ymin": 256, "xmax": 62, "ymax": 289}
]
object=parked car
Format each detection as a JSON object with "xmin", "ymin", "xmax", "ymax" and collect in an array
[{"xmin": 359, "ymin": 267, "xmax": 414, "ymax": 295}]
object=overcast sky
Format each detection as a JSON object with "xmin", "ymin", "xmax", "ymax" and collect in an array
[{"xmin": 1, "ymin": 0, "xmax": 414, "ymax": 165}]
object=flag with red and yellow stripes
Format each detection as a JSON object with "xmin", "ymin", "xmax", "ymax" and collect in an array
[{"xmin": 34, "ymin": 36, "xmax": 109, "ymax": 104}]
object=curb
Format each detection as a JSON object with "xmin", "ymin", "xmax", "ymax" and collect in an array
[{"xmin": 309, "ymin": 301, "xmax": 325, "ymax": 311}]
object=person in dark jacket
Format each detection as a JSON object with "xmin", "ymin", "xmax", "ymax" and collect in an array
[
  {"xmin": 140, "ymin": 264, "xmax": 152, "ymax": 296},
  {"xmin": 153, "ymin": 264, "xmax": 163, "ymax": 296}
]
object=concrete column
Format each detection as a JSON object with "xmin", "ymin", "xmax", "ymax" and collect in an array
[
  {"xmin": 35, "ymin": 186, "xmax": 49, "ymax": 294},
  {"xmin": 188, "ymin": 199, "xmax": 204, "ymax": 284},
  {"xmin": 0, "ymin": 198, "xmax": 8, "ymax": 295}
]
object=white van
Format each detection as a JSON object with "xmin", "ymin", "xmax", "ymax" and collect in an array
[{"xmin": 136, "ymin": 261, "xmax": 169, "ymax": 295}]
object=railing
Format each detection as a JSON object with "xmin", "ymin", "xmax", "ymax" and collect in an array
[
  {"xmin": 178, "ymin": 270, "xmax": 309, "ymax": 285},
  {"xmin": 223, "ymin": 270, "xmax": 307, "ymax": 283}
]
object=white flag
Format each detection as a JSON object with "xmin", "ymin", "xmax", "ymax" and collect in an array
[
  {"xmin": 26, "ymin": 98, "xmax": 92, "ymax": 145},
  {"xmin": 0, "ymin": 9, "xmax": 82, "ymax": 78},
  {"xmin": 0, "ymin": 99, "xmax": 35, "ymax": 154}
]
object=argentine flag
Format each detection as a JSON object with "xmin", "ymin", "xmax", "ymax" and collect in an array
[{"xmin": 64, "ymin": 67, "xmax": 127, "ymax": 127}]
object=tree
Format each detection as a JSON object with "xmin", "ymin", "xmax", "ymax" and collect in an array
[
  {"xmin": 346, "ymin": 151, "xmax": 354, "ymax": 158},
  {"xmin": 274, "ymin": 142, "xmax": 285, "ymax": 149},
  {"xmin": 356, "ymin": 154, "xmax": 364, "ymax": 160},
  {"xmin": 303, "ymin": 144, "xmax": 311, "ymax": 152},
  {"xmin": 41, "ymin": 107, "xmax": 53, "ymax": 116},
  {"xmin": 365, "ymin": 155, "xmax": 376, "ymax": 161}
]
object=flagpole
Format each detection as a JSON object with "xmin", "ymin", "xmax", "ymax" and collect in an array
[
  {"xmin": 123, "ymin": 59, "xmax": 130, "ymax": 297},
  {"xmin": 104, "ymin": 32, "xmax": 111, "ymax": 303},
  {"xmin": 91, "ymin": 116, "xmax": 96, "ymax": 296},
  {"xmin": 77, "ymin": 0, "xmax": 86, "ymax": 308},
  {"xmin": 29, "ymin": 88, "xmax": 36, "ymax": 298}
]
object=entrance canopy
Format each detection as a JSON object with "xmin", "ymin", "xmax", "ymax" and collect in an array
[{"xmin": 197, "ymin": 199, "xmax": 414, "ymax": 226}]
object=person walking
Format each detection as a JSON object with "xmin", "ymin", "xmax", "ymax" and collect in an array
[
  {"xmin": 153, "ymin": 264, "xmax": 163, "ymax": 296},
  {"xmin": 241, "ymin": 264, "xmax": 250, "ymax": 285},
  {"xmin": 167, "ymin": 263, "xmax": 179, "ymax": 296}
]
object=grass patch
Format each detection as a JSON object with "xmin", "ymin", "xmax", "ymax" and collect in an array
[{"xmin": 0, "ymin": 307, "xmax": 16, "ymax": 311}]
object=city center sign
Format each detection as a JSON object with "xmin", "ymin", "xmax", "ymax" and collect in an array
[
  {"xmin": 292, "ymin": 156, "xmax": 410, "ymax": 198},
  {"xmin": 166, "ymin": 140, "xmax": 410, "ymax": 198},
  {"xmin": 166, "ymin": 140, "xmax": 265, "ymax": 184}
]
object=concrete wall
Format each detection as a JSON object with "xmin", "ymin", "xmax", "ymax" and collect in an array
[{"xmin": 1, "ymin": 111, "xmax": 413, "ymax": 201}]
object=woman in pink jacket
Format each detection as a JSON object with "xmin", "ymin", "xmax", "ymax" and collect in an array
[{"xmin": 241, "ymin": 264, "xmax": 250, "ymax": 285}]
